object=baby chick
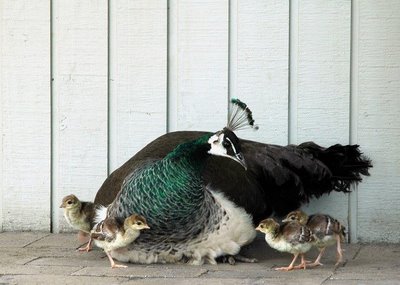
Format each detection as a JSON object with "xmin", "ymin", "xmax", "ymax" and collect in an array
[
  {"xmin": 256, "ymin": 218, "xmax": 314, "ymax": 271},
  {"xmin": 60, "ymin": 194, "xmax": 98, "ymax": 252},
  {"xmin": 91, "ymin": 214, "xmax": 150, "ymax": 268},
  {"xmin": 283, "ymin": 210, "xmax": 346, "ymax": 267}
]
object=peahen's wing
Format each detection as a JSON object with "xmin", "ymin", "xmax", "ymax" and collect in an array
[{"xmin": 94, "ymin": 131, "xmax": 372, "ymax": 224}]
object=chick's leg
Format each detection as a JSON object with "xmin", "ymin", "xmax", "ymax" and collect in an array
[
  {"xmin": 308, "ymin": 247, "xmax": 325, "ymax": 267},
  {"xmin": 335, "ymin": 235, "xmax": 344, "ymax": 266},
  {"xmin": 275, "ymin": 253, "xmax": 299, "ymax": 271},
  {"xmin": 77, "ymin": 238, "xmax": 93, "ymax": 252},
  {"xmin": 106, "ymin": 251, "xmax": 127, "ymax": 268},
  {"xmin": 293, "ymin": 254, "xmax": 308, "ymax": 269}
]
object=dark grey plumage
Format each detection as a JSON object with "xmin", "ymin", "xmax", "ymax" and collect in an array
[
  {"xmin": 98, "ymin": 130, "xmax": 256, "ymax": 264},
  {"xmin": 95, "ymin": 131, "xmax": 372, "ymax": 223}
]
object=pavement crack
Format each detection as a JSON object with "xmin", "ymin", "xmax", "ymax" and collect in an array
[
  {"xmin": 320, "ymin": 272, "xmax": 334, "ymax": 285},
  {"xmin": 22, "ymin": 256, "xmax": 41, "ymax": 265},
  {"xmin": 69, "ymin": 267, "xmax": 86, "ymax": 276},
  {"xmin": 352, "ymin": 245, "xmax": 363, "ymax": 260},
  {"xmin": 22, "ymin": 234, "xmax": 52, "ymax": 248}
]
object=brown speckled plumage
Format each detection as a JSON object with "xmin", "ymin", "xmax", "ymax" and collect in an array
[{"xmin": 283, "ymin": 210, "xmax": 346, "ymax": 267}]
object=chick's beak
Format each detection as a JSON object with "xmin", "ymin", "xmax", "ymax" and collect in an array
[
  {"xmin": 282, "ymin": 218, "xmax": 289, "ymax": 223},
  {"xmin": 59, "ymin": 203, "xmax": 64, "ymax": 208},
  {"xmin": 144, "ymin": 225, "xmax": 150, "ymax": 229},
  {"xmin": 255, "ymin": 226, "xmax": 261, "ymax": 231}
]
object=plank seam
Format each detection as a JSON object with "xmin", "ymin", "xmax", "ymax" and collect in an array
[
  {"xmin": 50, "ymin": 0, "xmax": 56, "ymax": 233},
  {"xmin": 349, "ymin": 0, "xmax": 360, "ymax": 243},
  {"xmin": 288, "ymin": 0, "xmax": 298, "ymax": 144}
]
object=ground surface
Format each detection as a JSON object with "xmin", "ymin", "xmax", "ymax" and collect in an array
[{"xmin": 0, "ymin": 232, "xmax": 399, "ymax": 285}]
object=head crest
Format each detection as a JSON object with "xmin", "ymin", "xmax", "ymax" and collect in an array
[{"xmin": 227, "ymin": 98, "xmax": 259, "ymax": 131}]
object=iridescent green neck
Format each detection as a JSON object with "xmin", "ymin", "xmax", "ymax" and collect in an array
[{"xmin": 165, "ymin": 133, "xmax": 213, "ymax": 171}]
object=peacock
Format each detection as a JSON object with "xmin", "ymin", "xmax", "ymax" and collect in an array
[{"xmin": 95, "ymin": 99, "xmax": 260, "ymax": 265}]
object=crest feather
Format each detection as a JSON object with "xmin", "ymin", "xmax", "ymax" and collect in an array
[{"xmin": 227, "ymin": 98, "xmax": 259, "ymax": 131}]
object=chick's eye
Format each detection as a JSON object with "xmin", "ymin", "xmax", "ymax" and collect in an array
[
  {"xmin": 291, "ymin": 216, "xmax": 295, "ymax": 220},
  {"xmin": 137, "ymin": 222, "xmax": 142, "ymax": 225},
  {"xmin": 67, "ymin": 201, "xmax": 73, "ymax": 205}
]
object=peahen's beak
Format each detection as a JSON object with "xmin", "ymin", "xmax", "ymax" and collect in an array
[{"xmin": 233, "ymin": 152, "xmax": 247, "ymax": 170}]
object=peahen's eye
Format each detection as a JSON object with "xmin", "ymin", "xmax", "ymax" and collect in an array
[{"xmin": 223, "ymin": 141, "xmax": 231, "ymax": 148}]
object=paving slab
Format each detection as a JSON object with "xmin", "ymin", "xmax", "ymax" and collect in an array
[
  {"xmin": 73, "ymin": 265, "xmax": 208, "ymax": 278},
  {"xmin": 25, "ymin": 232, "xmax": 83, "ymax": 249},
  {"xmin": 0, "ymin": 275, "xmax": 129, "ymax": 285},
  {"xmin": 0, "ymin": 232, "xmax": 399, "ymax": 285},
  {"xmin": 0, "ymin": 232, "xmax": 49, "ymax": 248}
]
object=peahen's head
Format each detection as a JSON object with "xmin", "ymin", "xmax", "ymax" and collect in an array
[
  {"xmin": 207, "ymin": 98, "xmax": 258, "ymax": 170},
  {"xmin": 207, "ymin": 127, "xmax": 247, "ymax": 169},
  {"xmin": 167, "ymin": 99, "xmax": 257, "ymax": 170}
]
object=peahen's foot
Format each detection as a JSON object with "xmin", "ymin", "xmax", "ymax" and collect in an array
[{"xmin": 218, "ymin": 254, "xmax": 258, "ymax": 265}]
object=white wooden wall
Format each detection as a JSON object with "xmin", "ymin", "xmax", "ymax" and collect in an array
[{"xmin": 0, "ymin": 0, "xmax": 399, "ymax": 242}]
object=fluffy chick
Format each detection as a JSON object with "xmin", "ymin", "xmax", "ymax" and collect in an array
[
  {"xmin": 256, "ymin": 218, "xmax": 314, "ymax": 271},
  {"xmin": 91, "ymin": 214, "xmax": 150, "ymax": 268},
  {"xmin": 60, "ymin": 194, "xmax": 99, "ymax": 252},
  {"xmin": 283, "ymin": 210, "xmax": 346, "ymax": 267}
]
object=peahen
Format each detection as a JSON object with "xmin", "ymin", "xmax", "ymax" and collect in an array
[
  {"xmin": 94, "ymin": 100, "xmax": 372, "ymax": 265},
  {"xmin": 95, "ymin": 136, "xmax": 372, "ymax": 225},
  {"xmin": 95, "ymin": 99, "xmax": 260, "ymax": 265}
]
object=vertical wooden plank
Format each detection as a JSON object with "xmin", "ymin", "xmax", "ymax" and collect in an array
[
  {"xmin": 234, "ymin": 0, "xmax": 289, "ymax": 144},
  {"xmin": 293, "ymin": 1, "xmax": 351, "ymax": 230},
  {"xmin": 52, "ymin": 0, "xmax": 108, "ymax": 232},
  {"xmin": 168, "ymin": 0, "xmax": 229, "ymax": 132},
  {"xmin": 356, "ymin": 0, "xmax": 400, "ymax": 242},
  {"xmin": 109, "ymin": 0, "xmax": 167, "ymax": 171},
  {"xmin": 0, "ymin": 0, "xmax": 51, "ymax": 231}
]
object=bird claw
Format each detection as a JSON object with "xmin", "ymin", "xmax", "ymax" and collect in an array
[
  {"xmin": 334, "ymin": 259, "xmax": 345, "ymax": 268},
  {"xmin": 274, "ymin": 266, "xmax": 294, "ymax": 271},
  {"xmin": 219, "ymin": 254, "xmax": 258, "ymax": 265},
  {"xmin": 111, "ymin": 263, "xmax": 128, "ymax": 268},
  {"xmin": 293, "ymin": 262, "xmax": 308, "ymax": 270},
  {"xmin": 77, "ymin": 246, "xmax": 91, "ymax": 252},
  {"xmin": 76, "ymin": 243, "xmax": 92, "ymax": 252}
]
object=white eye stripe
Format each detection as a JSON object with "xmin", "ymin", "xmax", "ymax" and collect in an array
[{"xmin": 225, "ymin": 137, "xmax": 237, "ymax": 155}]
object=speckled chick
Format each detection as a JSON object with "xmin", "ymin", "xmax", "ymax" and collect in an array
[
  {"xmin": 283, "ymin": 210, "xmax": 346, "ymax": 267},
  {"xmin": 60, "ymin": 194, "xmax": 99, "ymax": 252},
  {"xmin": 256, "ymin": 218, "xmax": 314, "ymax": 271},
  {"xmin": 91, "ymin": 214, "xmax": 149, "ymax": 268}
]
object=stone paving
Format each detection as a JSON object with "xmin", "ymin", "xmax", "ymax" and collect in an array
[{"xmin": 0, "ymin": 232, "xmax": 399, "ymax": 285}]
